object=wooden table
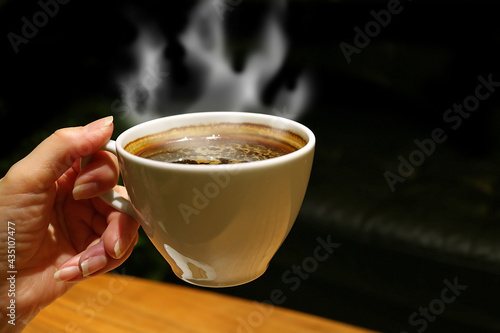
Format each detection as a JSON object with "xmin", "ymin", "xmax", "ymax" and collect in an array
[{"xmin": 26, "ymin": 274, "xmax": 377, "ymax": 333}]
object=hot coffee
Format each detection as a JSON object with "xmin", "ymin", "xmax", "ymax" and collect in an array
[
  {"xmin": 124, "ymin": 122, "xmax": 306, "ymax": 165},
  {"xmin": 94, "ymin": 112, "xmax": 314, "ymax": 287},
  {"xmin": 134, "ymin": 136, "xmax": 295, "ymax": 164}
]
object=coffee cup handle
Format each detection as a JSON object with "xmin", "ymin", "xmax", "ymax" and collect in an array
[{"xmin": 80, "ymin": 140, "xmax": 138, "ymax": 219}]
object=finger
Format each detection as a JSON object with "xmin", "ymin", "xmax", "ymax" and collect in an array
[
  {"xmin": 73, "ymin": 150, "xmax": 119, "ymax": 200},
  {"xmin": 6, "ymin": 116, "xmax": 114, "ymax": 193},
  {"xmin": 89, "ymin": 186, "xmax": 130, "ymax": 216},
  {"xmin": 80, "ymin": 240, "xmax": 109, "ymax": 277},
  {"xmin": 54, "ymin": 235, "xmax": 138, "ymax": 283},
  {"xmin": 53, "ymin": 238, "xmax": 101, "ymax": 282},
  {"xmin": 80, "ymin": 233, "xmax": 138, "ymax": 276},
  {"xmin": 62, "ymin": 198, "xmax": 105, "ymax": 253},
  {"xmin": 89, "ymin": 185, "xmax": 138, "ymax": 259},
  {"xmin": 113, "ymin": 185, "xmax": 130, "ymax": 200},
  {"xmin": 54, "ymin": 185, "xmax": 140, "ymax": 283},
  {"xmin": 76, "ymin": 209, "xmax": 139, "ymax": 276},
  {"xmin": 103, "ymin": 210, "xmax": 140, "ymax": 259}
]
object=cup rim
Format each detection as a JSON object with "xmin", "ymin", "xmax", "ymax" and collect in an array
[{"xmin": 115, "ymin": 111, "xmax": 315, "ymax": 171}]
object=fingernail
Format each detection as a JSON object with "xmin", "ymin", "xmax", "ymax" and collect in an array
[
  {"xmin": 84, "ymin": 116, "xmax": 114, "ymax": 133},
  {"xmin": 81, "ymin": 255, "xmax": 107, "ymax": 277},
  {"xmin": 73, "ymin": 182, "xmax": 99, "ymax": 200},
  {"xmin": 54, "ymin": 266, "xmax": 81, "ymax": 282},
  {"xmin": 114, "ymin": 239, "xmax": 124, "ymax": 259}
]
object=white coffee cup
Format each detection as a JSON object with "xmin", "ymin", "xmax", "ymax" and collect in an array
[{"xmin": 93, "ymin": 112, "xmax": 315, "ymax": 287}]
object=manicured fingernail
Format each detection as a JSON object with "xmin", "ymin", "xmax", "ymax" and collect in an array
[
  {"xmin": 84, "ymin": 116, "xmax": 114, "ymax": 133},
  {"xmin": 73, "ymin": 182, "xmax": 99, "ymax": 200},
  {"xmin": 81, "ymin": 255, "xmax": 107, "ymax": 277},
  {"xmin": 54, "ymin": 266, "xmax": 81, "ymax": 282},
  {"xmin": 114, "ymin": 240, "xmax": 124, "ymax": 259}
]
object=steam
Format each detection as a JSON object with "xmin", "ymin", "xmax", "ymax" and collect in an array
[
  {"xmin": 114, "ymin": 21, "xmax": 169, "ymax": 123},
  {"xmin": 115, "ymin": 0, "xmax": 311, "ymax": 123}
]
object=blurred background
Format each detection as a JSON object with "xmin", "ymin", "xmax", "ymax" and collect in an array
[{"xmin": 1, "ymin": 0, "xmax": 500, "ymax": 332}]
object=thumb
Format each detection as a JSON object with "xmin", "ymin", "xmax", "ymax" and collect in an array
[{"xmin": 7, "ymin": 116, "xmax": 114, "ymax": 192}]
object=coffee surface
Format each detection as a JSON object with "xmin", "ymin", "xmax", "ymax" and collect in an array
[
  {"xmin": 123, "ymin": 122, "xmax": 307, "ymax": 165},
  {"xmin": 135, "ymin": 135, "xmax": 295, "ymax": 164}
]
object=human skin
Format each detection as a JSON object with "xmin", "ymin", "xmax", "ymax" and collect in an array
[{"xmin": 0, "ymin": 117, "xmax": 140, "ymax": 332}]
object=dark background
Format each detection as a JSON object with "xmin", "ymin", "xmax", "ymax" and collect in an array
[{"xmin": 1, "ymin": 1, "xmax": 500, "ymax": 332}]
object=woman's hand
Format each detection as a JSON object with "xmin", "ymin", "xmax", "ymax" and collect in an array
[{"xmin": 0, "ymin": 116, "xmax": 139, "ymax": 332}]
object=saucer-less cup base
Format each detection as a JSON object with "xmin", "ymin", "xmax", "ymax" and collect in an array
[{"xmin": 96, "ymin": 112, "xmax": 315, "ymax": 287}]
